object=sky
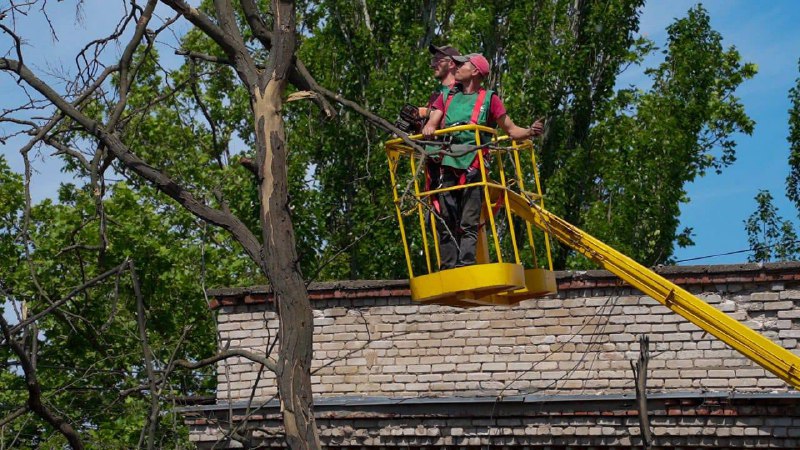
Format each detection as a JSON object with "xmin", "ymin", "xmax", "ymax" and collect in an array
[
  {"xmin": 624, "ymin": 1, "xmax": 800, "ymax": 264},
  {"xmin": 1, "ymin": 0, "xmax": 799, "ymax": 266}
]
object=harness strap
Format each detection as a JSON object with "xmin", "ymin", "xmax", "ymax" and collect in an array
[
  {"xmin": 440, "ymin": 92, "xmax": 456, "ymax": 129},
  {"xmin": 467, "ymin": 89, "xmax": 492, "ymax": 177},
  {"xmin": 440, "ymin": 88, "xmax": 487, "ymax": 128},
  {"xmin": 439, "ymin": 88, "xmax": 494, "ymax": 185},
  {"xmin": 469, "ymin": 89, "xmax": 487, "ymax": 125}
]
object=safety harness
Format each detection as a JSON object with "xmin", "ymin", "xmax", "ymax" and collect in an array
[
  {"xmin": 445, "ymin": 89, "xmax": 507, "ymax": 221},
  {"xmin": 440, "ymin": 88, "xmax": 491, "ymax": 185}
]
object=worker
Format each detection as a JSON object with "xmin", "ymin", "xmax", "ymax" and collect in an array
[
  {"xmin": 422, "ymin": 52, "xmax": 544, "ymax": 270},
  {"xmin": 422, "ymin": 44, "xmax": 460, "ymax": 119},
  {"xmin": 421, "ymin": 44, "xmax": 461, "ymax": 202}
]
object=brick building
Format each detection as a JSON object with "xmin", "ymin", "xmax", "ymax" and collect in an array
[{"xmin": 180, "ymin": 262, "xmax": 800, "ymax": 448}]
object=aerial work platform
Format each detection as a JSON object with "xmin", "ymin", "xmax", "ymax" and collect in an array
[
  {"xmin": 384, "ymin": 124, "xmax": 800, "ymax": 389},
  {"xmin": 385, "ymin": 125, "xmax": 558, "ymax": 307}
]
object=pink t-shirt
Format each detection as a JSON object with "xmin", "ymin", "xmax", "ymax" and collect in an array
[{"xmin": 431, "ymin": 89, "xmax": 507, "ymax": 127}]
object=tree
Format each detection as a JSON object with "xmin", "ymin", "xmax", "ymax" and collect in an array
[
  {"xmin": 788, "ymin": 58, "xmax": 800, "ymax": 215},
  {"xmin": 0, "ymin": 180, "xmax": 232, "ymax": 448},
  {"xmin": 1, "ymin": 0, "xmax": 352, "ymax": 447},
  {"xmin": 286, "ymin": 1, "xmax": 755, "ymax": 271},
  {"xmin": 744, "ymin": 190, "xmax": 800, "ymax": 262},
  {"xmin": 0, "ymin": 1, "xmax": 761, "ymax": 448},
  {"xmin": 571, "ymin": 5, "xmax": 755, "ymax": 267}
]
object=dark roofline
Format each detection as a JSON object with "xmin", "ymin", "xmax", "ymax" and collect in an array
[
  {"xmin": 207, "ymin": 261, "xmax": 800, "ymax": 309},
  {"xmin": 177, "ymin": 390, "xmax": 800, "ymax": 415}
]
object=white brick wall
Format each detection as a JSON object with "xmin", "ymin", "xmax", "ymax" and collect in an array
[{"xmin": 214, "ymin": 282, "xmax": 800, "ymax": 402}]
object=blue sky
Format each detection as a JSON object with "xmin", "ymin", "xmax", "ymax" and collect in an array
[
  {"xmin": 1, "ymin": 0, "xmax": 799, "ymax": 266},
  {"xmin": 625, "ymin": 1, "xmax": 800, "ymax": 263}
]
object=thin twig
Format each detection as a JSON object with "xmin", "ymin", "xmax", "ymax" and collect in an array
[{"xmin": 131, "ymin": 261, "xmax": 159, "ymax": 450}]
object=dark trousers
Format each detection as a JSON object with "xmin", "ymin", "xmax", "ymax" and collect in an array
[{"xmin": 437, "ymin": 168, "xmax": 482, "ymax": 269}]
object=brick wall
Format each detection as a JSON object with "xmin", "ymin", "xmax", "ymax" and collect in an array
[
  {"xmin": 183, "ymin": 262, "xmax": 800, "ymax": 448},
  {"xmin": 213, "ymin": 265, "xmax": 800, "ymax": 403}
]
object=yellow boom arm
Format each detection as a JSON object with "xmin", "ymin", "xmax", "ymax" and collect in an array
[{"xmin": 500, "ymin": 187, "xmax": 800, "ymax": 389}]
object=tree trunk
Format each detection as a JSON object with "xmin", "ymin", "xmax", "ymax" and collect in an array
[{"xmin": 252, "ymin": 1, "xmax": 321, "ymax": 448}]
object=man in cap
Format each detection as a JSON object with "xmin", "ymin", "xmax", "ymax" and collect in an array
[
  {"xmin": 420, "ymin": 44, "xmax": 461, "ymax": 216},
  {"xmin": 421, "ymin": 53, "xmax": 544, "ymax": 270},
  {"xmin": 421, "ymin": 44, "xmax": 460, "ymax": 119}
]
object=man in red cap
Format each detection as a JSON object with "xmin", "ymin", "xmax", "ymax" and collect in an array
[{"xmin": 421, "ymin": 52, "xmax": 544, "ymax": 270}]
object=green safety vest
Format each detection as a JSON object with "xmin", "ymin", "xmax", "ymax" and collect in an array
[
  {"xmin": 424, "ymin": 84, "xmax": 452, "ymax": 158},
  {"xmin": 440, "ymin": 89, "xmax": 494, "ymax": 170}
]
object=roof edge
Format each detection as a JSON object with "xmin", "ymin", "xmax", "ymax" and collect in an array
[
  {"xmin": 177, "ymin": 390, "xmax": 800, "ymax": 414},
  {"xmin": 207, "ymin": 261, "xmax": 800, "ymax": 309}
]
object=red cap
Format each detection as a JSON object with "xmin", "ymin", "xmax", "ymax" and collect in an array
[{"xmin": 453, "ymin": 53, "xmax": 490, "ymax": 77}]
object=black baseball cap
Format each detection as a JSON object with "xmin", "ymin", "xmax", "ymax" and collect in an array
[{"xmin": 428, "ymin": 44, "xmax": 461, "ymax": 58}]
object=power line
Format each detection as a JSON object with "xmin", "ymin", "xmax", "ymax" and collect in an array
[{"xmin": 674, "ymin": 239, "xmax": 800, "ymax": 264}]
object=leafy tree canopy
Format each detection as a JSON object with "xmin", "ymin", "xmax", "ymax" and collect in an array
[{"xmin": 0, "ymin": 1, "xmax": 759, "ymax": 447}]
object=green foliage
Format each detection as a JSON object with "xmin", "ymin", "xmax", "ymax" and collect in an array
[
  {"xmin": 787, "ymin": 58, "xmax": 800, "ymax": 216},
  {"xmin": 284, "ymin": 2, "xmax": 754, "ymax": 271},
  {"xmin": 116, "ymin": 1, "xmax": 755, "ymax": 279},
  {"xmin": 744, "ymin": 190, "xmax": 800, "ymax": 262},
  {"xmin": 0, "ymin": 178, "xmax": 238, "ymax": 448},
  {"xmin": 559, "ymin": 4, "xmax": 754, "ymax": 267},
  {"xmin": 0, "ymin": 155, "xmax": 24, "ymax": 284},
  {"xmin": 145, "ymin": 1, "xmax": 754, "ymax": 278},
  {"xmin": 0, "ymin": 1, "xmax": 763, "ymax": 445}
]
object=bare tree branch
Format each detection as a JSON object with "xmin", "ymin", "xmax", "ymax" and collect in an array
[
  {"xmin": 239, "ymin": 0, "xmax": 272, "ymax": 48},
  {"xmin": 0, "ymin": 315, "xmax": 85, "ymax": 450},
  {"xmin": 212, "ymin": 0, "xmax": 248, "ymax": 58},
  {"xmin": 74, "ymin": 2, "xmax": 136, "ymax": 87},
  {"xmin": 131, "ymin": 261, "xmax": 160, "ymax": 450},
  {"xmin": 17, "ymin": 61, "xmax": 121, "ymax": 158},
  {"xmin": 173, "ymin": 348, "xmax": 277, "ymax": 372},
  {"xmin": 0, "ymin": 21, "xmax": 25, "ymax": 77},
  {"xmin": 176, "ymin": 49, "xmax": 234, "ymax": 66},
  {"xmin": 106, "ymin": 0, "xmax": 159, "ymax": 129},
  {"xmin": 0, "ymin": 405, "xmax": 29, "ymax": 428},
  {"xmin": 160, "ymin": 0, "xmax": 258, "ymax": 87},
  {"xmin": 44, "ymin": 136, "xmax": 91, "ymax": 170},
  {"xmin": 0, "ymin": 58, "xmax": 264, "ymax": 267}
]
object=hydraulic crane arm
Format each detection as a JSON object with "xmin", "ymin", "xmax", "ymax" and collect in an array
[{"xmin": 500, "ymin": 188, "xmax": 800, "ymax": 389}]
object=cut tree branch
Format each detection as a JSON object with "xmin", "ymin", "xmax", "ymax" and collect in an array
[{"xmin": 314, "ymin": 84, "xmax": 426, "ymax": 155}]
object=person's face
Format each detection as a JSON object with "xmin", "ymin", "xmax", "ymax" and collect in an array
[
  {"xmin": 454, "ymin": 60, "xmax": 476, "ymax": 82},
  {"xmin": 430, "ymin": 55, "xmax": 452, "ymax": 80}
]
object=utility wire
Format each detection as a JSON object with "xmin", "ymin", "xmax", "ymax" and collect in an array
[{"xmin": 674, "ymin": 239, "xmax": 800, "ymax": 263}]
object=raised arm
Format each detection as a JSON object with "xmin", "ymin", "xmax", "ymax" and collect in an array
[
  {"xmin": 422, "ymin": 109, "xmax": 444, "ymax": 139},
  {"xmin": 497, "ymin": 114, "xmax": 544, "ymax": 141}
]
